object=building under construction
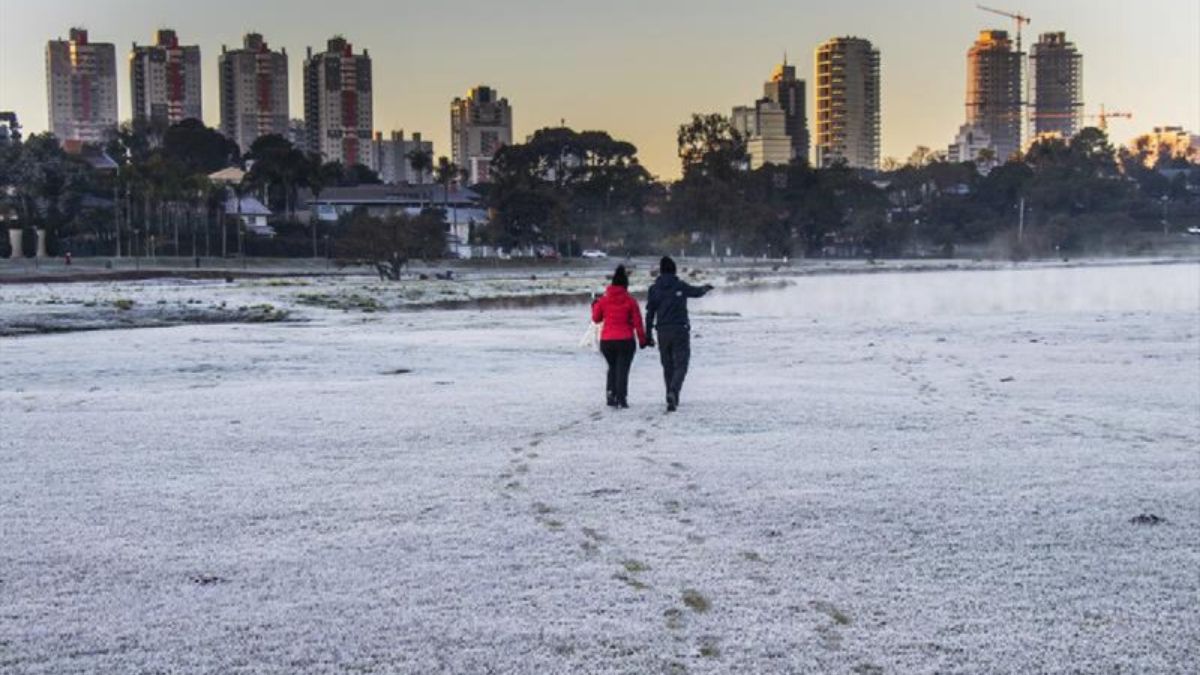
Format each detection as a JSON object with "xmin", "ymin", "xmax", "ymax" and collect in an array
[
  {"xmin": 1031, "ymin": 32, "xmax": 1084, "ymax": 138},
  {"xmin": 966, "ymin": 30, "xmax": 1022, "ymax": 162}
]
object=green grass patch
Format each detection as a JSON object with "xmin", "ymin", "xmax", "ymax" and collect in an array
[{"xmin": 682, "ymin": 589, "xmax": 710, "ymax": 613}]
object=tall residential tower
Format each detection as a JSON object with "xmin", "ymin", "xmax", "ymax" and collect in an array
[
  {"xmin": 450, "ymin": 86, "xmax": 512, "ymax": 184},
  {"xmin": 219, "ymin": 33, "xmax": 289, "ymax": 153},
  {"xmin": 46, "ymin": 29, "xmax": 118, "ymax": 144},
  {"xmin": 304, "ymin": 37, "xmax": 374, "ymax": 168},
  {"xmin": 814, "ymin": 37, "xmax": 880, "ymax": 169},
  {"xmin": 966, "ymin": 30, "xmax": 1022, "ymax": 161},
  {"xmin": 1031, "ymin": 32, "xmax": 1083, "ymax": 139},
  {"xmin": 762, "ymin": 59, "xmax": 809, "ymax": 164},
  {"xmin": 130, "ymin": 29, "xmax": 202, "ymax": 127}
]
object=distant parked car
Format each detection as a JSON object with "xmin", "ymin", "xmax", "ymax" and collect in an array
[
  {"xmin": 581, "ymin": 249, "xmax": 608, "ymax": 259},
  {"xmin": 1186, "ymin": 226, "xmax": 1200, "ymax": 236},
  {"xmin": 535, "ymin": 245, "xmax": 560, "ymax": 259}
]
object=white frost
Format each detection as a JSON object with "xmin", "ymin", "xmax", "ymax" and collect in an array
[{"xmin": 1, "ymin": 262, "xmax": 1197, "ymax": 673}]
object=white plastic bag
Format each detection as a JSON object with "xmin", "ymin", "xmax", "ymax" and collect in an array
[{"xmin": 579, "ymin": 322, "xmax": 600, "ymax": 351}]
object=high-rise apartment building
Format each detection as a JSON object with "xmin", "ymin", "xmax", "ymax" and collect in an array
[
  {"xmin": 1031, "ymin": 32, "xmax": 1083, "ymax": 139},
  {"xmin": 219, "ymin": 33, "xmax": 289, "ymax": 153},
  {"xmin": 814, "ymin": 37, "xmax": 880, "ymax": 169},
  {"xmin": 762, "ymin": 59, "xmax": 808, "ymax": 164},
  {"xmin": 372, "ymin": 131, "xmax": 434, "ymax": 184},
  {"xmin": 732, "ymin": 99, "xmax": 792, "ymax": 169},
  {"xmin": 46, "ymin": 29, "xmax": 118, "ymax": 144},
  {"xmin": 450, "ymin": 86, "xmax": 512, "ymax": 184},
  {"xmin": 304, "ymin": 37, "xmax": 374, "ymax": 168},
  {"xmin": 130, "ymin": 29, "xmax": 202, "ymax": 127},
  {"xmin": 966, "ymin": 30, "xmax": 1022, "ymax": 162}
]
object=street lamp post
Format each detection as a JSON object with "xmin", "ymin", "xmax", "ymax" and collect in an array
[
  {"xmin": 1161, "ymin": 196, "xmax": 1169, "ymax": 236},
  {"xmin": 113, "ymin": 170, "xmax": 121, "ymax": 259}
]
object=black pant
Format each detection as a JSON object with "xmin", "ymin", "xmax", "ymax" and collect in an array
[
  {"xmin": 600, "ymin": 339, "xmax": 637, "ymax": 404},
  {"xmin": 656, "ymin": 326, "xmax": 691, "ymax": 401}
]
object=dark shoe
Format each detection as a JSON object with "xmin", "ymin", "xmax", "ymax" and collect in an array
[
  {"xmin": 618, "ymin": 400, "xmax": 629, "ymax": 409},
  {"xmin": 666, "ymin": 392, "xmax": 678, "ymax": 412},
  {"xmin": 606, "ymin": 392, "xmax": 618, "ymax": 408}
]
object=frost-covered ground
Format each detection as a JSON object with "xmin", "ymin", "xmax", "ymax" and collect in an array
[{"xmin": 2, "ymin": 263, "xmax": 1198, "ymax": 673}]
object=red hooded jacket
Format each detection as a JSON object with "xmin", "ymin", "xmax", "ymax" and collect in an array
[{"xmin": 592, "ymin": 285, "xmax": 647, "ymax": 345}]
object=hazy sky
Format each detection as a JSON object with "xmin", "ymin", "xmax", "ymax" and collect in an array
[{"xmin": 2, "ymin": 0, "xmax": 1197, "ymax": 178}]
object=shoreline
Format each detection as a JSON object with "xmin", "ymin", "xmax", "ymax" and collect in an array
[
  {"xmin": 1, "ymin": 252, "xmax": 1196, "ymax": 286},
  {"xmin": 2, "ymin": 257, "xmax": 1195, "ymax": 338}
]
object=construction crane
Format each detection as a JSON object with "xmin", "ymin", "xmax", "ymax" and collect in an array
[
  {"xmin": 977, "ymin": 5, "xmax": 1031, "ymax": 55},
  {"xmin": 1030, "ymin": 105, "xmax": 1134, "ymax": 132},
  {"xmin": 1094, "ymin": 104, "xmax": 1132, "ymax": 132}
]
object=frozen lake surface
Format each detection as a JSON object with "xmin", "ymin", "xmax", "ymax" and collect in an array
[{"xmin": 2, "ymin": 262, "xmax": 1198, "ymax": 673}]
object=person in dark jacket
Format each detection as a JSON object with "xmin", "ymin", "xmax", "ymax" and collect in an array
[
  {"xmin": 591, "ymin": 265, "xmax": 648, "ymax": 408},
  {"xmin": 645, "ymin": 256, "xmax": 713, "ymax": 411}
]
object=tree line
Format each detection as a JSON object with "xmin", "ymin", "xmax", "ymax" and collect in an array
[
  {"xmin": 2, "ymin": 114, "xmax": 1196, "ymax": 261},
  {"xmin": 0, "ymin": 118, "xmax": 457, "ymax": 260},
  {"xmin": 487, "ymin": 116, "xmax": 1197, "ymax": 259}
]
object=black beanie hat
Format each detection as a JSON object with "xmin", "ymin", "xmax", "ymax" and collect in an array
[
  {"xmin": 612, "ymin": 265, "xmax": 629, "ymax": 287},
  {"xmin": 660, "ymin": 256, "xmax": 677, "ymax": 275}
]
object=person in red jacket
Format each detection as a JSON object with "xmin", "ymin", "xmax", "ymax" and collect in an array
[{"xmin": 591, "ymin": 265, "xmax": 648, "ymax": 408}]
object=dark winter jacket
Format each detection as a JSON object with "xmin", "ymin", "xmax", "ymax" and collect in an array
[
  {"xmin": 592, "ymin": 285, "xmax": 648, "ymax": 344},
  {"xmin": 645, "ymin": 273, "xmax": 710, "ymax": 332}
]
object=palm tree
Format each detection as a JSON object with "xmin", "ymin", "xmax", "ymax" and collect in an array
[
  {"xmin": 231, "ymin": 178, "xmax": 248, "ymax": 262},
  {"xmin": 202, "ymin": 178, "xmax": 224, "ymax": 259},
  {"xmin": 433, "ymin": 157, "xmax": 463, "ymax": 250},
  {"xmin": 407, "ymin": 148, "xmax": 433, "ymax": 186},
  {"xmin": 433, "ymin": 156, "xmax": 461, "ymax": 213},
  {"xmin": 302, "ymin": 157, "xmax": 340, "ymax": 259},
  {"xmin": 183, "ymin": 174, "xmax": 210, "ymax": 260}
]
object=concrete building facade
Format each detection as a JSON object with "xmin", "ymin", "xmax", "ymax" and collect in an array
[
  {"xmin": 762, "ymin": 60, "xmax": 808, "ymax": 164},
  {"xmin": 286, "ymin": 118, "xmax": 306, "ymax": 149},
  {"xmin": 46, "ymin": 29, "xmax": 118, "ymax": 144},
  {"xmin": 372, "ymin": 131, "xmax": 434, "ymax": 185},
  {"xmin": 450, "ymin": 86, "xmax": 512, "ymax": 185},
  {"xmin": 0, "ymin": 112, "xmax": 20, "ymax": 145},
  {"xmin": 1031, "ymin": 32, "xmax": 1083, "ymax": 139},
  {"xmin": 732, "ymin": 98, "xmax": 792, "ymax": 169},
  {"xmin": 218, "ymin": 33, "xmax": 289, "ymax": 153},
  {"xmin": 304, "ymin": 37, "xmax": 374, "ymax": 169},
  {"xmin": 947, "ymin": 123, "xmax": 998, "ymax": 172},
  {"xmin": 814, "ymin": 36, "xmax": 880, "ymax": 169},
  {"xmin": 966, "ymin": 30, "xmax": 1022, "ymax": 162},
  {"xmin": 130, "ymin": 29, "xmax": 202, "ymax": 127}
]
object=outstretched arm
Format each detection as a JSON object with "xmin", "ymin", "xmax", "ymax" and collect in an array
[
  {"xmin": 591, "ymin": 298, "xmax": 604, "ymax": 324},
  {"xmin": 682, "ymin": 280, "xmax": 713, "ymax": 298}
]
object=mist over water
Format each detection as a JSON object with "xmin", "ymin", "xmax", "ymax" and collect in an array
[{"xmin": 704, "ymin": 262, "xmax": 1200, "ymax": 319}]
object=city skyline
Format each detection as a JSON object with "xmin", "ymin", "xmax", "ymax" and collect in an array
[{"xmin": 2, "ymin": 0, "xmax": 1197, "ymax": 178}]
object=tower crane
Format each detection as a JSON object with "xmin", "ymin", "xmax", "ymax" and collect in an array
[
  {"xmin": 1031, "ymin": 106, "xmax": 1133, "ymax": 132},
  {"xmin": 976, "ymin": 5, "xmax": 1031, "ymax": 56},
  {"xmin": 1094, "ymin": 104, "xmax": 1132, "ymax": 132}
]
